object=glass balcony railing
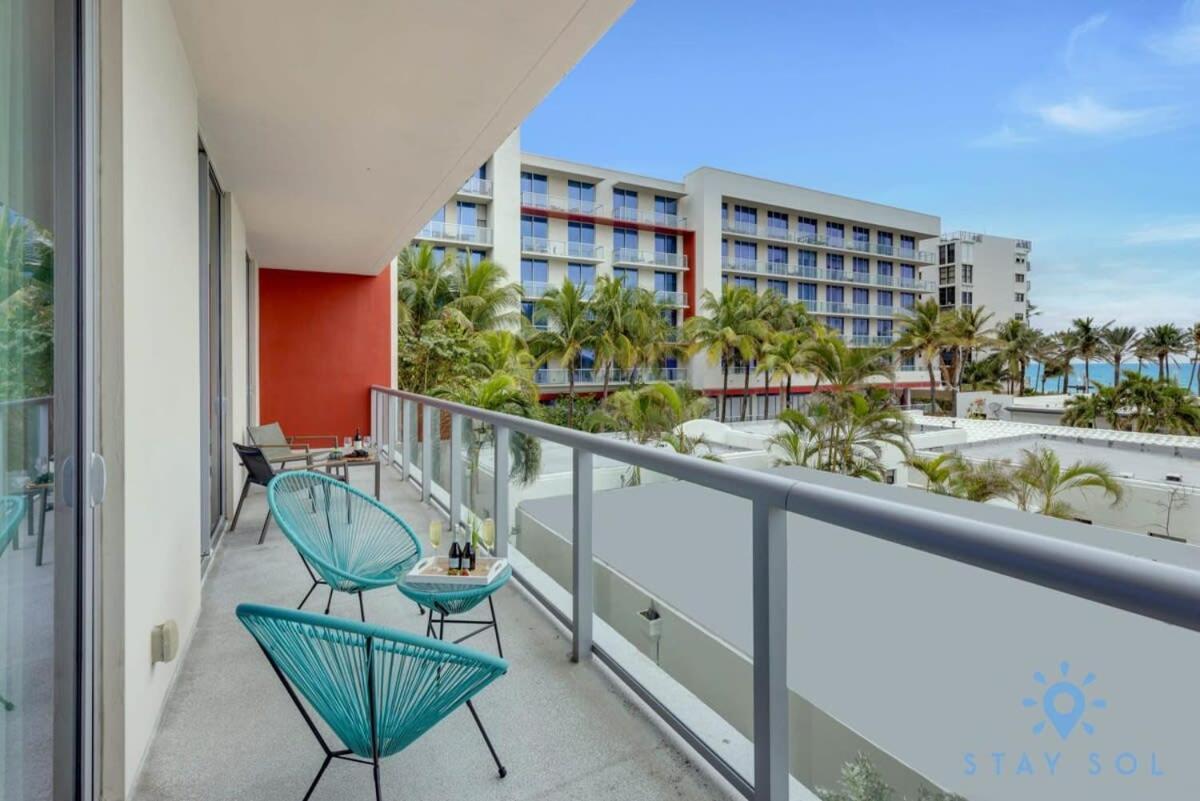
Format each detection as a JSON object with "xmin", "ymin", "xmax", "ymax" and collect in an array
[
  {"xmin": 416, "ymin": 221, "xmax": 494, "ymax": 245},
  {"xmin": 521, "ymin": 191, "xmax": 603, "ymax": 216},
  {"xmin": 521, "ymin": 237, "xmax": 605, "ymax": 260},
  {"xmin": 612, "ymin": 248, "xmax": 687, "ymax": 269},
  {"xmin": 521, "ymin": 280, "xmax": 550, "ymax": 298},
  {"xmin": 721, "ymin": 221, "xmax": 936, "ymax": 264},
  {"xmin": 612, "ymin": 206, "xmax": 686, "ymax": 228},
  {"xmin": 459, "ymin": 176, "xmax": 493, "ymax": 196},
  {"xmin": 654, "ymin": 290, "xmax": 688, "ymax": 307}
]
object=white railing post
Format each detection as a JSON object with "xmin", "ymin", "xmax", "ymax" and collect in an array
[
  {"xmin": 387, "ymin": 396, "xmax": 397, "ymax": 466},
  {"xmin": 401, "ymin": 399, "xmax": 412, "ymax": 480},
  {"xmin": 449, "ymin": 412, "xmax": 464, "ymax": 533},
  {"xmin": 752, "ymin": 500, "xmax": 788, "ymax": 801},
  {"xmin": 571, "ymin": 448, "xmax": 593, "ymax": 662},
  {"xmin": 421, "ymin": 404, "xmax": 433, "ymax": 502},
  {"xmin": 493, "ymin": 425, "xmax": 510, "ymax": 558}
]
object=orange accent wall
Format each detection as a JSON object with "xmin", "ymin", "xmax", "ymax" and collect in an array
[{"xmin": 258, "ymin": 267, "xmax": 392, "ymax": 441}]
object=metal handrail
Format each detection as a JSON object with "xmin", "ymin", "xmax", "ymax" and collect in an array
[{"xmin": 369, "ymin": 385, "xmax": 1200, "ymax": 801}]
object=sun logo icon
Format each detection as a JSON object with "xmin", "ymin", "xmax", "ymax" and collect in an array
[{"xmin": 1024, "ymin": 661, "xmax": 1107, "ymax": 740}]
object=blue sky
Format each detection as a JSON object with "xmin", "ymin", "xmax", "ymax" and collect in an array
[{"xmin": 522, "ymin": 0, "xmax": 1200, "ymax": 333}]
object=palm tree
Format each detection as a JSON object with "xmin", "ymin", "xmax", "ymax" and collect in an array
[
  {"xmin": 758, "ymin": 330, "xmax": 811, "ymax": 412},
  {"xmin": 945, "ymin": 306, "xmax": 995, "ymax": 409},
  {"xmin": 906, "ymin": 452, "xmax": 956, "ymax": 494},
  {"xmin": 1139, "ymin": 323, "xmax": 1187, "ymax": 380},
  {"xmin": 529, "ymin": 280, "xmax": 595, "ymax": 428},
  {"xmin": 589, "ymin": 277, "xmax": 637, "ymax": 398},
  {"xmin": 447, "ymin": 371, "xmax": 544, "ymax": 489},
  {"xmin": 804, "ymin": 336, "xmax": 894, "ymax": 395},
  {"xmin": 895, "ymin": 298, "xmax": 945, "ymax": 412},
  {"xmin": 770, "ymin": 390, "xmax": 910, "ymax": 480},
  {"xmin": 1012, "ymin": 447, "xmax": 1123, "ymax": 519},
  {"xmin": 1061, "ymin": 384, "xmax": 1121, "ymax": 430},
  {"xmin": 590, "ymin": 382, "xmax": 710, "ymax": 484},
  {"xmin": 447, "ymin": 257, "xmax": 523, "ymax": 331},
  {"xmin": 684, "ymin": 287, "xmax": 763, "ymax": 422},
  {"xmin": 395, "ymin": 243, "xmax": 454, "ymax": 330},
  {"xmin": 1102, "ymin": 326, "xmax": 1137, "ymax": 389},
  {"xmin": 1069, "ymin": 317, "xmax": 1107, "ymax": 393},
  {"xmin": 949, "ymin": 458, "xmax": 1015, "ymax": 503},
  {"xmin": 1187, "ymin": 322, "xmax": 1200, "ymax": 393},
  {"xmin": 994, "ymin": 318, "xmax": 1037, "ymax": 395}
]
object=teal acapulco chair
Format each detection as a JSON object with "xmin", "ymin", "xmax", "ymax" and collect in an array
[
  {"xmin": 0, "ymin": 495, "xmax": 27, "ymax": 711},
  {"xmin": 268, "ymin": 471, "xmax": 422, "ymax": 621},
  {"xmin": 237, "ymin": 603, "xmax": 508, "ymax": 801}
]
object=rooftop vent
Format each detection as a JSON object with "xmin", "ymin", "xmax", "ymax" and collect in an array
[{"xmin": 1166, "ymin": 474, "xmax": 1183, "ymax": 483}]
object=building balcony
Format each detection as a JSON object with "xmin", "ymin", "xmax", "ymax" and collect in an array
[
  {"xmin": 459, "ymin": 176, "xmax": 494, "ymax": 197},
  {"xmin": 416, "ymin": 221, "xmax": 494, "ymax": 245},
  {"xmin": 611, "ymin": 248, "xmax": 687, "ymax": 270},
  {"xmin": 521, "ymin": 237, "xmax": 605, "ymax": 261},
  {"xmin": 521, "ymin": 191, "xmax": 603, "ymax": 216},
  {"xmin": 654, "ymin": 290, "xmax": 688, "ymax": 307},
  {"xmin": 522, "ymin": 280, "xmax": 550, "ymax": 298},
  {"xmin": 721, "ymin": 221, "xmax": 936, "ymax": 264},
  {"xmin": 847, "ymin": 334, "xmax": 898, "ymax": 347},
  {"xmin": 611, "ymin": 206, "xmax": 686, "ymax": 228}
]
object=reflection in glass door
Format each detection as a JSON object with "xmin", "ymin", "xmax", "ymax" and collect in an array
[
  {"xmin": 199, "ymin": 154, "xmax": 225, "ymax": 554},
  {"xmin": 2, "ymin": 0, "xmax": 86, "ymax": 797}
]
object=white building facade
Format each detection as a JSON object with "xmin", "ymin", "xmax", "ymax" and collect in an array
[
  {"xmin": 921, "ymin": 231, "xmax": 1032, "ymax": 324},
  {"xmin": 415, "ymin": 130, "xmax": 943, "ymax": 416}
]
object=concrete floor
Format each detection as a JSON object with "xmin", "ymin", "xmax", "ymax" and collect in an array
[{"xmin": 131, "ymin": 469, "xmax": 737, "ymax": 801}]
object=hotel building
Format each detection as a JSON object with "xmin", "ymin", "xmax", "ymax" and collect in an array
[
  {"xmin": 414, "ymin": 130, "xmax": 942, "ymax": 416},
  {"xmin": 920, "ymin": 231, "xmax": 1032, "ymax": 324}
]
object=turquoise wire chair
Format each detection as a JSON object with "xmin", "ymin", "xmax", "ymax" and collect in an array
[
  {"xmin": 268, "ymin": 471, "xmax": 422, "ymax": 621},
  {"xmin": 0, "ymin": 495, "xmax": 26, "ymax": 711},
  {"xmin": 237, "ymin": 603, "xmax": 508, "ymax": 801}
]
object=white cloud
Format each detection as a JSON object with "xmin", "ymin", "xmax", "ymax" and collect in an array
[
  {"xmin": 1125, "ymin": 219, "xmax": 1200, "ymax": 244},
  {"xmin": 1065, "ymin": 12, "xmax": 1110, "ymax": 66},
  {"xmin": 1035, "ymin": 96, "xmax": 1174, "ymax": 135},
  {"xmin": 969, "ymin": 125, "xmax": 1036, "ymax": 148},
  {"xmin": 1148, "ymin": 0, "xmax": 1200, "ymax": 64}
]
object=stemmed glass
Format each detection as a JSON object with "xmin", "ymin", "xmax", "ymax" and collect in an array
[
  {"xmin": 428, "ymin": 519, "xmax": 443, "ymax": 553},
  {"xmin": 481, "ymin": 518, "xmax": 495, "ymax": 551}
]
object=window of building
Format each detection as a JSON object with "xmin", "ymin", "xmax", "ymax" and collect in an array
[
  {"xmin": 721, "ymin": 202, "xmax": 728, "ymax": 221},
  {"xmin": 655, "ymin": 271, "xmax": 678, "ymax": 293},
  {"xmin": 655, "ymin": 233, "xmax": 678, "ymax": 255},
  {"xmin": 877, "ymin": 290, "xmax": 893, "ymax": 307},
  {"xmin": 878, "ymin": 319, "xmax": 893, "ymax": 338},
  {"xmin": 797, "ymin": 283, "xmax": 818, "ymax": 304},
  {"xmin": 962, "ymin": 265, "xmax": 973, "ymax": 283},
  {"xmin": 962, "ymin": 291, "xmax": 973, "ymax": 307},
  {"xmin": 827, "ymin": 253, "xmax": 844, "ymax": 274},
  {"xmin": 939, "ymin": 265, "xmax": 955, "ymax": 284},
  {"xmin": 766, "ymin": 245, "xmax": 788, "ymax": 273},
  {"xmin": 900, "ymin": 292, "xmax": 916, "ymax": 309},
  {"xmin": 520, "ymin": 171, "xmax": 547, "ymax": 198},
  {"xmin": 901, "ymin": 354, "xmax": 916, "ymax": 369},
  {"xmin": 568, "ymin": 263, "xmax": 596, "ymax": 289},
  {"xmin": 853, "ymin": 287, "xmax": 869, "ymax": 306},
  {"xmin": 476, "ymin": 163, "xmax": 488, "ymax": 179},
  {"xmin": 853, "ymin": 257, "xmax": 870, "ymax": 278},
  {"xmin": 767, "ymin": 279, "xmax": 788, "ymax": 297},
  {"xmin": 1015, "ymin": 292, "xmax": 1025, "ymax": 302},
  {"xmin": 877, "ymin": 260, "xmax": 893, "ymax": 278},
  {"xmin": 430, "ymin": 205, "xmax": 446, "ymax": 223},
  {"xmin": 734, "ymin": 275, "xmax": 757, "ymax": 291},
  {"xmin": 826, "ymin": 316, "xmax": 845, "ymax": 333},
  {"xmin": 900, "ymin": 234, "xmax": 916, "ymax": 254},
  {"xmin": 878, "ymin": 231, "xmax": 894, "ymax": 253},
  {"xmin": 568, "ymin": 180, "xmax": 596, "ymax": 213},
  {"xmin": 614, "ymin": 187, "xmax": 638, "ymax": 213},
  {"xmin": 852, "ymin": 318, "xmax": 870, "ymax": 336},
  {"xmin": 613, "ymin": 267, "xmax": 638, "ymax": 288},
  {"xmin": 568, "ymin": 221, "xmax": 595, "ymax": 250},
  {"xmin": 852, "ymin": 226, "xmax": 870, "ymax": 249},
  {"xmin": 432, "ymin": 246, "xmax": 446, "ymax": 262},
  {"xmin": 767, "ymin": 210, "xmax": 788, "ymax": 236},
  {"xmin": 614, "ymin": 227, "xmax": 638, "ymax": 253},
  {"xmin": 797, "ymin": 215, "xmax": 818, "ymax": 239},
  {"xmin": 939, "ymin": 242, "xmax": 955, "ymax": 264},
  {"xmin": 521, "ymin": 258, "xmax": 548, "ymax": 284},
  {"xmin": 1015, "ymin": 313, "xmax": 1025, "ymax": 321},
  {"xmin": 1015, "ymin": 272, "xmax": 1025, "ymax": 283},
  {"xmin": 521, "ymin": 215, "xmax": 548, "ymax": 249},
  {"xmin": 470, "ymin": 249, "xmax": 486, "ymax": 266},
  {"xmin": 734, "ymin": 204, "xmax": 757, "ymax": 227},
  {"xmin": 939, "ymin": 286, "xmax": 956, "ymax": 306},
  {"xmin": 901, "ymin": 263, "xmax": 917, "ymax": 281},
  {"xmin": 826, "ymin": 285, "xmax": 845, "ymax": 303},
  {"xmin": 734, "ymin": 240, "xmax": 757, "ymax": 263},
  {"xmin": 826, "ymin": 221, "xmax": 845, "ymax": 245},
  {"xmin": 797, "ymin": 249, "xmax": 818, "ymax": 269},
  {"xmin": 654, "ymin": 195, "xmax": 678, "ymax": 223}
]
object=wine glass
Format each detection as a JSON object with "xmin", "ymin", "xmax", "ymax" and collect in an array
[
  {"xmin": 343, "ymin": 436, "xmax": 352, "ymax": 452},
  {"xmin": 482, "ymin": 518, "xmax": 495, "ymax": 550},
  {"xmin": 363, "ymin": 435, "xmax": 373, "ymax": 452},
  {"xmin": 428, "ymin": 519, "xmax": 443, "ymax": 552}
]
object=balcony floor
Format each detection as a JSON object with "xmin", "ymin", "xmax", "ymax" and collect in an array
[{"xmin": 131, "ymin": 468, "xmax": 736, "ymax": 801}]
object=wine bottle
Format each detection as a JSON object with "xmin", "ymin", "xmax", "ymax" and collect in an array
[
  {"xmin": 448, "ymin": 534, "xmax": 462, "ymax": 575},
  {"xmin": 464, "ymin": 534, "xmax": 476, "ymax": 573},
  {"xmin": 353, "ymin": 426, "xmax": 362, "ymax": 451}
]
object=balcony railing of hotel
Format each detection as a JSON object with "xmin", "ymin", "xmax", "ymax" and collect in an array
[
  {"xmin": 521, "ymin": 191, "xmax": 604, "ymax": 216},
  {"xmin": 611, "ymin": 205, "xmax": 687, "ymax": 229},
  {"xmin": 416, "ymin": 220, "xmax": 494, "ymax": 245},
  {"xmin": 521, "ymin": 236, "xmax": 605, "ymax": 260},
  {"xmin": 722, "ymin": 259, "xmax": 935, "ymax": 291},
  {"xmin": 611, "ymin": 247, "xmax": 688, "ymax": 269},
  {"xmin": 459, "ymin": 176, "xmax": 494, "ymax": 197},
  {"xmin": 654, "ymin": 290, "xmax": 688, "ymax": 307},
  {"xmin": 521, "ymin": 280, "xmax": 550, "ymax": 298},
  {"xmin": 532, "ymin": 366, "xmax": 688, "ymax": 385},
  {"xmin": 720, "ymin": 220, "xmax": 936, "ymax": 264},
  {"xmin": 367, "ymin": 385, "xmax": 1200, "ymax": 801}
]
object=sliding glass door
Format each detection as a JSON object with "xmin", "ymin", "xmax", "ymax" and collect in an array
[
  {"xmin": 1, "ymin": 0, "xmax": 89, "ymax": 797},
  {"xmin": 199, "ymin": 152, "xmax": 226, "ymax": 555}
]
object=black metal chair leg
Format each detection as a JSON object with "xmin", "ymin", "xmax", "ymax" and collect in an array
[
  {"xmin": 324, "ymin": 586, "xmax": 334, "ymax": 615},
  {"xmin": 372, "ymin": 757, "xmax": 383, "ymax": 801},
  {"xmin": 230, "ymin": 475, "xmax": 251, "ymax": 531},
  {"xmin": 257, "ymin": 509, "xmax": 273, "ymax": 545},
  {"xmin": 357, "ymin": 592, "xmax": 366, "ymax": 622},
  {"xmin": 301, "ymin": 753, "xmax": 333, "ymax": 801},
  {"xmin": 0, "ymin": 693, "xmax": 13, "ymax": 711},
  {"xmin": 466, "ymin": 700, "xmax": 506, "ymax": 778},
  {"xmin": 298, "ymin": 581, "xmax": 320, "ymax": 610},
  {"xmin": 488, "ymin": 595, "xmax": 503, "ymax": 657},
  {"xmin": 35, "ymin": 489, "xmax": 48, "ymax": 567}
]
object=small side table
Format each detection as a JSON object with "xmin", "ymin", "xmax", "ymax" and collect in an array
[
  {"xmin": 322, "ymin": 453, "xmax": 381, "ymax": 499},
  {"xmin": 397, "ymin": 562, "xmax": 512, "ymax": 657}
]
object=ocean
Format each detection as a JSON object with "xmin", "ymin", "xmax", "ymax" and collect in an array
[{"xmin": 1025, "ymin": 360, "xmax": 1198, "ymax": 394}]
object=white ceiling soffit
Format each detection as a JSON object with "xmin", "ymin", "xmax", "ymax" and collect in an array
[{"xmin": 170, "ymin": 0, "xmax": 632, "ymax": 275}]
